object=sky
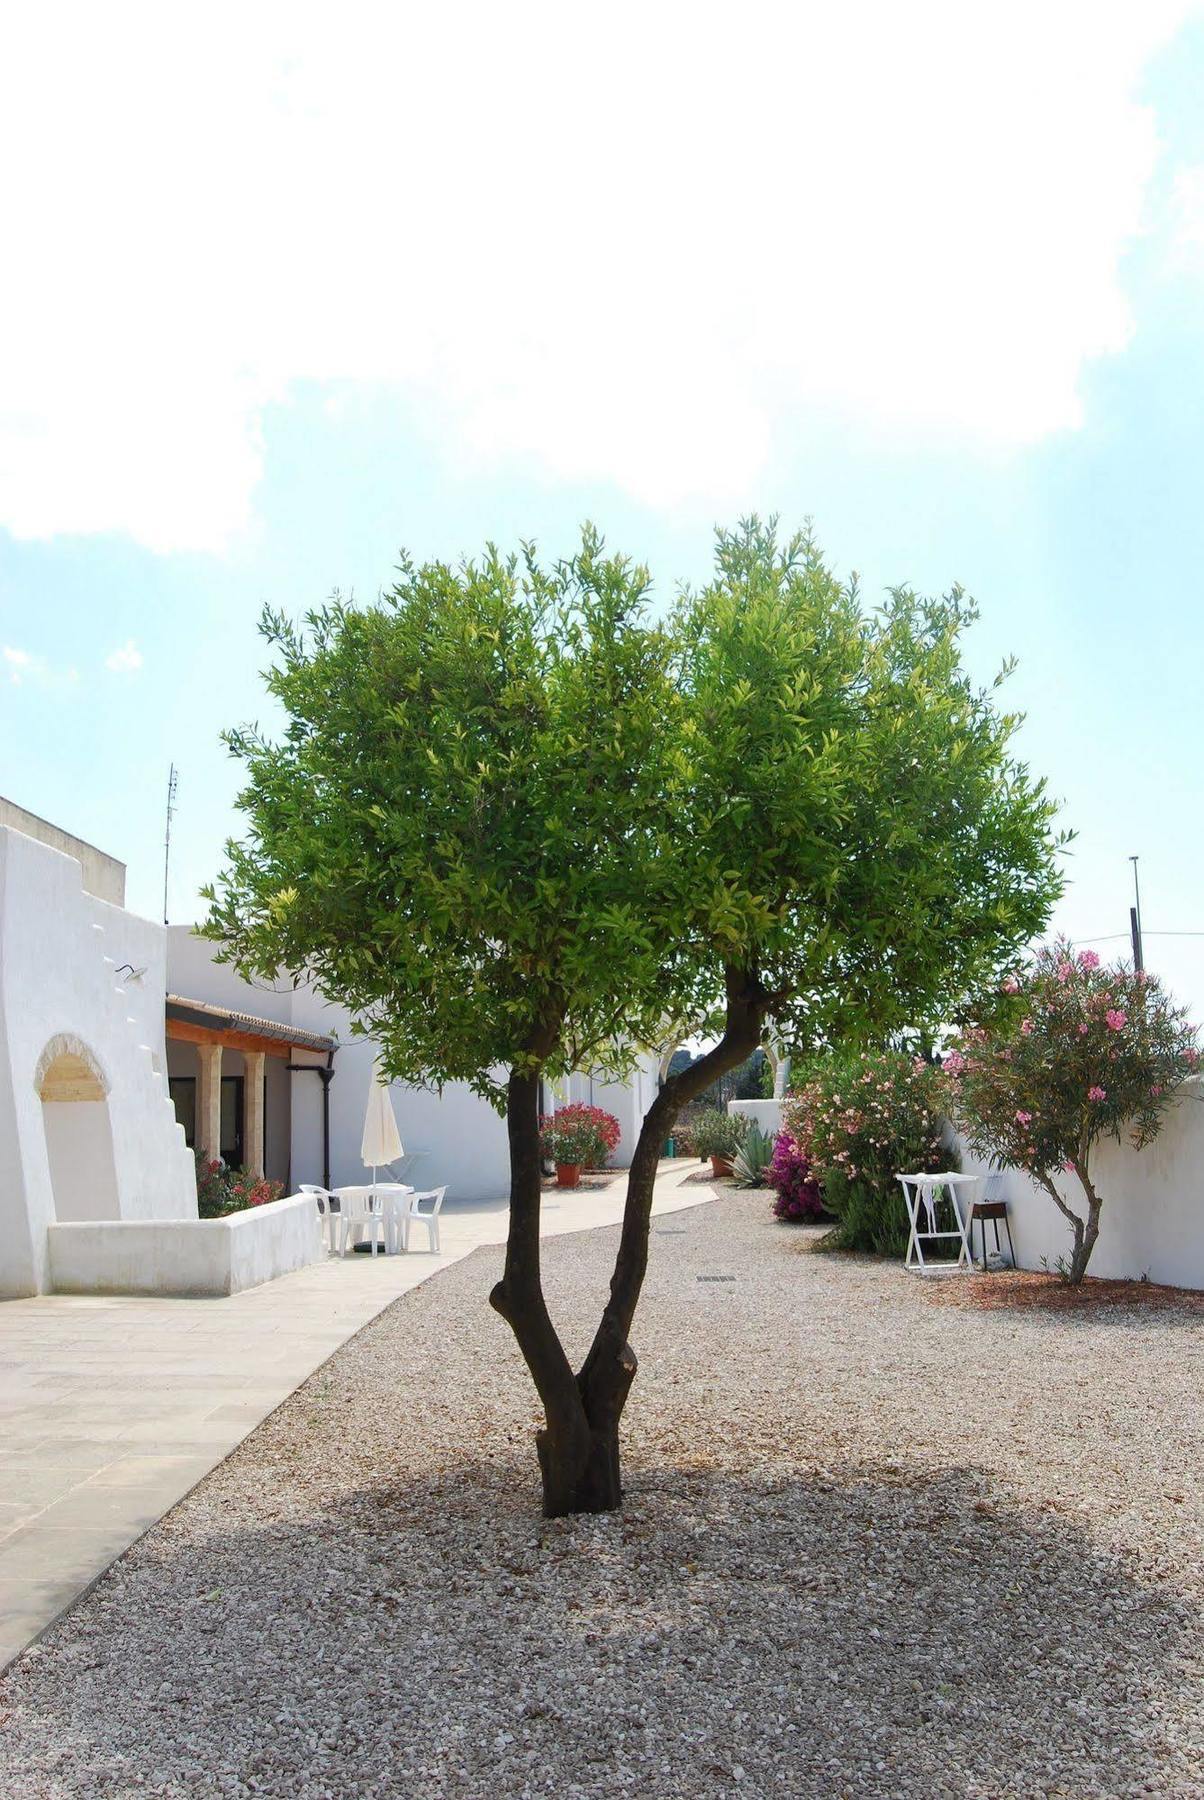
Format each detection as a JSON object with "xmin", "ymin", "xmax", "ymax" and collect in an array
[{"xmin": 3, "ymin": 2, "xmax": 1204, "ymax": 1007}]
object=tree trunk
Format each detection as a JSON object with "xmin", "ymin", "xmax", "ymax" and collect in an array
[
  {"xmin": 574, "ymin": 965, "xmax": 772, "ymax": 1509},
  {"xmin": 1038, "ymin": 1161, "xmax": 1103, "ymax": 1286},
  {"xmin": 1065, "ymin": 1169, "xmax": 1103, "ymax": 1286},
  {"xmin": 489, "ymin": 1067, "xmax": 593, "ymax": 1516},
  {"xmin": 491, "ymin": 970, "xmax": 776, "ymax": 1515}
]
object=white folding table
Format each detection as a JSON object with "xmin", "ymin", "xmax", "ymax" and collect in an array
[{"xmin": 896, "ymin": 1171, "xmax": 980, "ymax": 1272}]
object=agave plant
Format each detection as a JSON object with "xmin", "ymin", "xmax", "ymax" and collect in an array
[{"xmin": 731, "ymin": 1122, "xmax": 775, "ymax": 1187}]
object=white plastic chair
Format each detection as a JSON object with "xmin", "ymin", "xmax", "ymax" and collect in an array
[
  {"xmin": 398, "ymin": 1186, "xmax": 448, "ymax": 1254},
  {"xmin": 300, "ymin": 1184, "xmax": 339, "ymax": 1254},
  {"xmin": 336, "ymin": 1186, "xmax": 386, "ymax": 1257}
]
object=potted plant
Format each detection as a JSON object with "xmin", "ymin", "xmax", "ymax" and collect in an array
[
  {"xmin": 691, "ymin": 1108, "xmax": 750, "ymax": 1178},
  {"xmin": 538, "ymin": 1104, "xmax": 621, "ymax": 1188}
]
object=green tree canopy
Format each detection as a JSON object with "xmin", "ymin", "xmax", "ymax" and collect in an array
[
  {"xmin": 206, "ymin": 530, "xmax": 686, "ymax": 1097},
  {"xmin": 206, "ymin": 516, "xmax": 1066, "ymax": 1516}
]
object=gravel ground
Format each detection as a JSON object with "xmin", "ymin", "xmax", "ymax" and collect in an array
[{"xmin": 2, "ymin": 1191, "xmax": 1203, "ymax": 1799}]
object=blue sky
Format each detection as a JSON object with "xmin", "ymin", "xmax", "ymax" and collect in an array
[{"xmin": 3, "ymin": 4, "xmax": 1204, "ymax": 1008}]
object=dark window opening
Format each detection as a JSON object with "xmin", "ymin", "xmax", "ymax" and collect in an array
[{"xmin": 169, "ymin": 1075, "xmax": 245, "ymax": 1167}]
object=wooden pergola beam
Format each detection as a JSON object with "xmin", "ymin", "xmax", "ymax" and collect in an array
[{"xmin": 166, "ymin": 1017, "xmax": 297, "ymax": 1060}]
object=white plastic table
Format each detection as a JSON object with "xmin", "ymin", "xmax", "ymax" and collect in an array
[
  {"xmin": 332, "ymin": 1183, "xmax": 414, "ymax": 1254},
  {"xmin": 896, "ymin": 1171, "xmax": 980, "ymax": 1272}
]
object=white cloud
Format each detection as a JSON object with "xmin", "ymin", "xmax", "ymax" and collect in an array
[
  {"xmin": 1172, "ymin": 165, "xmax": 1204, "ymax": 252},
  {"xmin": 0, "ymin": 0, "xmax": 1196, "ymax": 552},
  {"xmin": 3, "ymin": 645, "xmax": 77, "ymax": 688},
  {"xmin": 104, "ymin": 639, "xmax": 144, "ymax": 674}
]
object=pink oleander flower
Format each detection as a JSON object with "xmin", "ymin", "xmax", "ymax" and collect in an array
[
  {"xmin": 1105, "ymin": 1009, "xmax": 1127, "ymax": 1032},
  {"xmin": 1001, "ymin": 974, "xmax": 1021, "ymax": 994},
  {"xmin": 1184, "ymin": 1048, "xmax": 1199, "ymax": 1067},
  {"xmin": 1088, "ymin": 1085, "xmax": 1107, "ymax": 1103},
  {"xmin": 1078, "ymin": 950, "xmax": 1100, "ymax": 970},
  {"xmin": 1020, "ymin": 1018, "xmax": 1033, "ymax": 1036},
  {"xmin": 943, "ymin": 1050, "xmax": 965, "ymax": 1075},
  {"xmin": 1056, "ymin": 960, "xmax": 1074, "ymax": 982},
  {"xmin": 1015, "ymin": 1109, "xmax": 1032, "ymax": 1126},
  {"xmin": 1150, "ymin": 1084, "xmax": 1163, "ymax": 1097},
  {"xmin": 1063, "ymin": 1158, "xmax": 1077, "ymax": 1173},
  {"xmin": 1078, "ymin": 1023, "xmax": 1088, "ymax": 1036}
]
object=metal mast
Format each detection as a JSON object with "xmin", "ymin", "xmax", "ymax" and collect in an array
[{"xmin": 163, "ymin": 764, "xmax": 178, "ymax": 926}]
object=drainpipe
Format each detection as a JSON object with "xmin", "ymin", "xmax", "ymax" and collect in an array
[{"xmin": 286, "ymin": 1048, "xmax": 337, "ymax": 1188}]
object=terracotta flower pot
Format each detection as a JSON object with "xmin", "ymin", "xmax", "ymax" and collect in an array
[
  {"xmin": 556, "ymin": 1163, "xmax": 583, "ymax": 1189},
  {"xmin": 711, "ymin": 1155, "xmax": 734, "ymax": 1178}
]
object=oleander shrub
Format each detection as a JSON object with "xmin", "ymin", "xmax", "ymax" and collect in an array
[
  {"xmin": 538, "ymin": 1103, "xmax": 622, "ymax": 1169},
  {"xmin": 195, "ymin": 1153, "xmax": 283, "ymax": 1218},
  {"xmin": 945, "ymin": 939, "xmax": 1199, "ymax": 1283},
  {"xmin": 785, "ymin": 1049, "xmax": 948, "ymax": 1254}
]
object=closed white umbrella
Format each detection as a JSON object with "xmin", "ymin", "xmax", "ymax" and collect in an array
[{"xmin": 361, "ymin": 1056, "xmax": 403, "ymax": 1182}]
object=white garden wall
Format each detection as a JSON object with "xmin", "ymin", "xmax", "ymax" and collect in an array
[
  {"xmin": 47, "ymin": 1190, "xmax": 323, "ymax": 1297},
  {"xmin": 729, "ymin": 1099, "xmax": 783, "ymax": 1136},
  {"xmin": 952, "ymin": 1079, "xmax": 1204, "ymax": 1287}
]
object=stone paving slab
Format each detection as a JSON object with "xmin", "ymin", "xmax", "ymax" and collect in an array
[{"xmin": 0, "ymin": 1160, "xmax": 711, "ymax": 1669}]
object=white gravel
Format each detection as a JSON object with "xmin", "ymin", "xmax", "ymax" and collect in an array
[{"xmin": 2, "ymin": 1190, "xmax": 1203, "ymax": 1798}]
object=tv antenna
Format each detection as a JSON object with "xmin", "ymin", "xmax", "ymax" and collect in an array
[{"xmin": 163, "ymin": 764, "xmax": 178, "ymax": 926}]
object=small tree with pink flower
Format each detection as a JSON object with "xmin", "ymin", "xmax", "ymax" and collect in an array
[{"xmin": 945, "ymin": 940, "xmax": 1199, "ymax": 1283}]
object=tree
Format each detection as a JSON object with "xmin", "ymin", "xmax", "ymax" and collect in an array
[
  {"xmin": 205, "ymin": 532, "xmax": 690, "ymax": 1514},
  {"xmin": 945, "ymin": 940, "xmax": 1199, "ymax": 1282},
  {"xmin": 574, "ymin": 523, "xmax": 1065, "ymax": 1505},
  {"xmin": 207, "ymin": 517, "xmax": 1065, "ymax": 1516}
]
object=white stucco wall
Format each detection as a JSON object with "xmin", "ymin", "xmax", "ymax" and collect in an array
[
  {"xmin": 292, "ymin": 1014, "xmax": 511, "ymax": 1198},
  {"xmin": 952, "ymin": 1081, "xmax": 1204, "ymax": 1287},
  {"xmin": 556, "ymin": 1054, "xmax": 660, "ymax": 1165},
  {"xmin": 0, "ymin": 796, "xmax": 126, "ymax": 905},
  {"xmin": 729, "ymin": 1099, "xmax": 784, "ymax": 1136},
  {"xmin": 167, "ymin": 930, "xmax": 515, "ymax": 1201},
  {"xmin": 47, "ymin": 1189, "xmax": 322, "ymax": 1297},
  {"xmin": 0, "ymin": 826, "xmax": 197, "ymax": 1296}
]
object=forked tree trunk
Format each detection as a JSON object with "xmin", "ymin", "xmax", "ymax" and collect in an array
[
  {"xmin": 489, "ymin": 1068, "xmax": 592, "ymax": 1516},
  {"xmin": 489, "ymin": 979, "xmax": 770, "ymax": 1512},
  {"xmin": 570, "ymin": 967, "xmax": 771, "ymax": 1512},
  {"xmin": 492, "ymin": 969, "xmax": 773, "ymax": 1515}
]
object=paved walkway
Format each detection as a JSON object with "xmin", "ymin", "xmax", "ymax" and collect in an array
[{"xmin": 0, "ymin": 1161, "xmax": 712, "ymax": 1669}]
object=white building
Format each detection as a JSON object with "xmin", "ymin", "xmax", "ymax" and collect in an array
[
  {"xmin": 0, "ymin": 808, "xmax": 196, "ymax": 1297},
  {"xmin": 164, "ymin": 927, "xmax": 661, "ymax": 1203},
  {"xmin": 0, "ymin": 798, "xmax": 658, "ymax": 1299}
]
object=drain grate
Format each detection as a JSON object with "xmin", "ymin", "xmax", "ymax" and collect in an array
[
  {"xmin": 654, "ymin": 1226, "xmax": 688, "ymax": 1236},
  {"xmin": 696, "ymin": 1274, "xmax": 736, "ymax": 1283}
]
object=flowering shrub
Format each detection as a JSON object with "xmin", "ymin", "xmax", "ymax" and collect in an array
[
  {"xmin": 195, "ymin": 1153, "xmax": 283, "ymax": 1219},
  {"xmin": 945, "ymin": 939, "xmax": 1199, "ymax": 1283},
  {"xmin": 785, "ymin": 1049, "xmax": 948, "ymax": 1254},
  {"xmin": 538, "ymin": 1103, "xmax": 621, "ymax": 1168},
  {"xmin": 767, "ymin": 1131, "xmax": 825, "ymax": 1222}
]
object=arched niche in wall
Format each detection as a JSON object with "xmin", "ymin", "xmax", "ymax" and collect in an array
[{"xmin": 35, "ymin": 1035, "xmax": 120, "ymax": 1222}]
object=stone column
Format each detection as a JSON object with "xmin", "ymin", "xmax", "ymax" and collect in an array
[
  {"xmin": 196, "ymin": 1042, "xmax": 223, "ymax": 1163},
  {"xmin": 243, "ymin": 1050, "xmax": 267, "ymax": 1180}
]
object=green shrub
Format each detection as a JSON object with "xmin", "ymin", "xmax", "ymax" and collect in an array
[
  {"xmin": 785, "ymin": 1049, "xmax": 949, "ymax": 1255},
  {"xmin": 692, "ymin": 1108, "xmax": 750, "ymax": 1161},
  {"xmin": 731, "ymin": 1122, "xmax": 775, "ymax": 1186}
]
